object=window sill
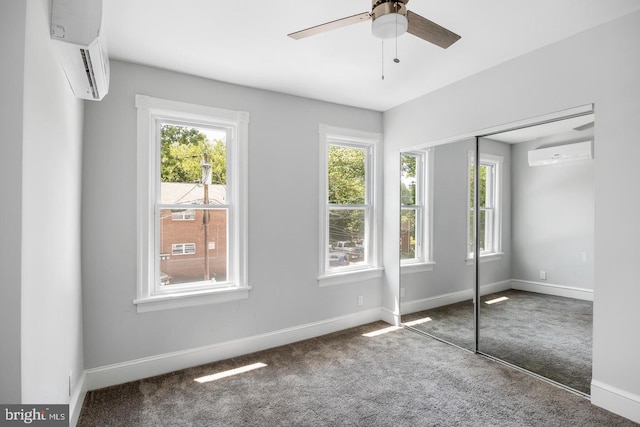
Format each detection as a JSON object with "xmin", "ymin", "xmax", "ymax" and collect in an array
[
  {"xmin": 134, "ymin": 286, "xmax": 251, "ymax": 313},
  {"xmin": 318, "ymin": 267, "xmax": 384, "ymax": 287},
  {"xmin": 401, "ymin": 261, "xmax": 435, "ymax": 275},
  {"xmin": 465, "ymin": 252, "xmax": 504, "ymax": 265}
]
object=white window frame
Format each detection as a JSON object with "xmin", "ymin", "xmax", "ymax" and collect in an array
[
  {"xmin": 318, "ymin": 125, "xmax": 383, "ymax": 286},
  {"xmin": 401, "ymin": 148, "xmax": 435, "ymax": 274},
  {"xmin": 134, "ymin": 94, "xmax": 250, "ymax": 312},
  {"xmin": 467, "ymin": 150, "xmax": 503, "ymax": 263}
]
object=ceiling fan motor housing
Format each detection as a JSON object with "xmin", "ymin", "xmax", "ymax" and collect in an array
[{"xmin": 371, "ymin": 0, "xmax": 408, "ymax": 39}]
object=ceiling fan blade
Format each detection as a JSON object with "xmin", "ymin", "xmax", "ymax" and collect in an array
[
  {"xmin": 406, "ymin": 10, "xmax": 461, "ymax": 49},
  {"xmin": 288, "ymin": 12, "xmax": 371, "ymax": 40}
]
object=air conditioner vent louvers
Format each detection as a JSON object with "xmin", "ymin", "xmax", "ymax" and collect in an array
[{"xmin": 80, "ymin": 48, "xmax": 99, "ymax": 99}]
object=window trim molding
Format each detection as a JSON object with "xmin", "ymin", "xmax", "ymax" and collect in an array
[
  {"xmin": 135, "ymin": 94, "xmax": 250, "ymax": 312},
  {"xmin": 318, "ymin": 124, "xmax": 383, "ymax": 285}
]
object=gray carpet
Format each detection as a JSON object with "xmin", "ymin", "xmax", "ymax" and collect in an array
[
  {"xmin": 77, "ymin": 321, "xmax": 636, "ymax": 426},
  {"xmin": 403, "ymin": 289, "xmax": 592, "ymax": 394}
]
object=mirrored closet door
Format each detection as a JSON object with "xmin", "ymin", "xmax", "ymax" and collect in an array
[
  {"xmin": 400, "ymin": 137, "xmax": 476, "ymax": 352},
  {"xmin": 477, "ymin": 113, "xmax": 595, "ymax": 395},
  {"xmin": 400, "ymin": 107, "xmax": 595, "ymax": 396}
]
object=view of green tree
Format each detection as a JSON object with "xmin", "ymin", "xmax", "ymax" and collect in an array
[
  {"xmin": 328, "ymin": 145, "xmax": 365, "ymax": 204},
  {"xmin": 401, "ymin": 154, "xmax": 416, "ymax": 205},
  {"xmin": 160, "ymin": 125, "xmax": 226, "ymax": 184},
  {"xmin": 468, "ymin": 163, "xmax": 487, "ymax": 208}
]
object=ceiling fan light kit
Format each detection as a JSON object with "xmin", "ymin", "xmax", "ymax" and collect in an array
[
  {"xmin": 371, "ymin": 0, "xmax": 408, "ymax": 39},
  {"xmin": 372, "ymin": 13, "xmax": 408, "ymax": 39}
]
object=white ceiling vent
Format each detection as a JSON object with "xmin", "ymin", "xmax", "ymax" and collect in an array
[{"xmin": 528, "ymin": 140, "xmax": 593, "ymax": 167}]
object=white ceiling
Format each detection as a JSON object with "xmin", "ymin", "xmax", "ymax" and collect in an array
[{"xmin": 104, "ymin": 0, "xmax": 640, "ymax": 112}]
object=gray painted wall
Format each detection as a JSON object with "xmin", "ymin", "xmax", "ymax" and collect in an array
[
  {"xmin": 383, "ymin": 10, "xmax": 640, "ymax": 417},
  {"xmin": 0, "ymin": 0, "xmax": 27, "ymax": 404},
  {"xmin": 21, "ymin": 0, "xmax": 85, "ymax": 404},
  {"xmin": 509, "ymin": 133, "xmax": 594, "ymax": 289},
  {"xmin": 81, "ymin": 60, "xmax": 383, "ymax": 368},
  {"xmin": 0, "ymin": 0, "xmax": 85, "ymax": 406}
]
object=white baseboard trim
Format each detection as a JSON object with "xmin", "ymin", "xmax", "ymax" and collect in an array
[
  {"xmin": 479, "ymin": 280, "xmax": 513, "ymax": 296},
  {"xmin": 69, "ymin": 371, "xmax": 87, "ymax": 427},
  {"xmin": 591, "ymin": 380, "xmax": 640, "ymax": 423},
  {"xmin": 380, "ymin": 306, "xmax": 400, "ymax": 326},
  {"xmin": 401, "ymin": 280, "xmax": 511, "ymax": 315},
  {"xmin": 85, "ymin": 308, "xmax": 382, "ymax": 391},
  {"xmin": 511, "ymin": 279, "xmax": 593, "ymax": 301}
]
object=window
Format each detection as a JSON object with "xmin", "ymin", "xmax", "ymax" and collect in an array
[
  {"xmin": 401, "ymin": 149, "xmax": 434, "ymax": 270},
  {"xmin": 319, "ymin": 125, "xmax": 383, "ymax": 284},
  {"xmin": 171, "ymin": 209, "xmax": 196, "ymax": 221},
  {"xmin": 135, "ymin": 95, "xmax": 249, "ymax": 312},
  {"xmin": 468, "ymin": 151, "xmax": 503, "ymax": 260},
  {"xmin": 171, "ymin": 243, "xmax": 196, "ymax": 255}
]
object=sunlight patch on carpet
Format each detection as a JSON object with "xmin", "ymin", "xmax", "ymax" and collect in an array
[
  {"xmin": 362, "ymin": 326, "xmax": 402, "ymax": 337},
  {"xmin": 404, "ymin": 317, "xmax": 432, "ymax": 327},
  {"xmin": 194, "ymin": 362, "xmax": 268, "ymax": 383},
  {"xmin": 485, "ymin": 296, "xmax": 509, "ymax": 305}
]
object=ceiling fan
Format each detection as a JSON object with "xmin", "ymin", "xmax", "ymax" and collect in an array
[{"xmin": 287, "ymin": 0, "xmax": 461, "ymax": 49}]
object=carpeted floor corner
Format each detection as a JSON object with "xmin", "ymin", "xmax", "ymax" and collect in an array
[{"xmin": 78, "ymin": 321, "xmax": 637, "ymax": 426}]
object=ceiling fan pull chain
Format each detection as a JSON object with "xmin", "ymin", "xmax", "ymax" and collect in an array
[
  {"xmin": 394, "ymin": 8, "xmax": 400, "ymax": 64},
  {"xmin": 381, "ymin": 39, "xmax": 385, "ymax": 80}
]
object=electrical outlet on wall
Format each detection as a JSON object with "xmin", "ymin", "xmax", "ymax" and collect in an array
[
  {"xmin": 539, "ymin": 270, "xmax": 547, "ymax": 280},
  {"xmin": 357, "ymin": 296, "xmax": 364, "ymax": 306}
]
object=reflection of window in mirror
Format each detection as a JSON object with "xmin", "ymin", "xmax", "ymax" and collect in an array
[
  {"xmin": 467, "ymin": 151, "xmax": 503, "ymax": 261},
  {"xmin": 401, "ymin": 149, "xmax": 433, "ymax": 268}
]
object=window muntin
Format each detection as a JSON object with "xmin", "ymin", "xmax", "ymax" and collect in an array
[
  {"xmin": 319, "ymin": 125, "xmax": 382, "ymax": 280},
  {"xmin": 468, "ymin": 152, "xmax": 502, "ymax": 258},
  {"xmin": 135, "ymin": 95, "xmax": 249, "ymax": 310}
]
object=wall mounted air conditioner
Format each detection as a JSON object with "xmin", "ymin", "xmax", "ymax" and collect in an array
[
  {"xmin": 50, "ymin": 0, "xmax": 109, "ymax": 100},
  {"xmin": 528, "ymin": 140, "xmax": 593, "ymax": 167}
]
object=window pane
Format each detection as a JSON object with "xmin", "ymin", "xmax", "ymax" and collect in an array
[
  {"xmin": 329, "ymin": 209, "xmax": 365, "ymax": 267},
  {"xmin": 400, "ymin": 209, "xmax": 417, "ymax": 260},
  {"xmin": 401, "ymin": 154, "xmax": 417, "ymax": 206},
  {"xmin": 469, "ymin": 209, "xmax": 475, "ymax": 255},
  {"xmin": 479, "ymin": 209, "xmax": 487, "ymax": 252},
  {"xmin": 160, "ymin": 124, "xmax": 227, "ymax": 205},
  {"xmin": 328, "ymin": 145, "xmax": 366, "ymax": 204},
  {"xmin": 479, "ymin": 164, "xmax": 489, "ymax": 208},
  {"xmin": 159, "ymin": 208, "xmax": 228, "ymax": 285}
]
